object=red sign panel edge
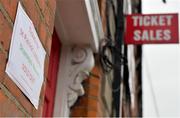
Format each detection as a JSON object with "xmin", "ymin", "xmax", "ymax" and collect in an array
[{"xmin": 124, "ymin": 13, "xmax": 179, "ymax": 44}]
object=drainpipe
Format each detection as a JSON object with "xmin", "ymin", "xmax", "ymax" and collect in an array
[{"xmin": 113, "ymin": 0, "xmax": 124, "ymax": 117}]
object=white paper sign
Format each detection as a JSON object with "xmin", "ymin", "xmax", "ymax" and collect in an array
[{"xmin": 5, "ymin": 2, "xmax": 46, "ymax": 109}]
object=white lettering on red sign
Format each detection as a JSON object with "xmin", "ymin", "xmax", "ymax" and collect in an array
[
  {"xmin": 133, "ymin": 29, "xmax": 171, "ymax": 41},
  {"xmin": 125, "ymin": 14, "xmax": 179, "ymax": 44},
  {"xmin": 132, "ymin": 15, "xmax": 173, "ymax": 26}
]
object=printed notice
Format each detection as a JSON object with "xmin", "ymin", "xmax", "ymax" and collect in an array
[{"xmin": 5, "ymin": 2, "xmax": 46, "ymax": 109}]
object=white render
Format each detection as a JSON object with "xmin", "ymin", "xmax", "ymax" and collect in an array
[
  {"xmin": 55, "ymin": 0, "xmax": 104, "ymax": 53},
  {"xmin": 53, "ymin": 46, "xmax": 94, "ymax": 117}
]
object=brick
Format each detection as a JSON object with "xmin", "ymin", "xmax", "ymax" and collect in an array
[
  {"xmin": 46, "ymin": 0, "xmax": 56, "ymax": 16},
  {"xmin": 75, "ymin": 97, "xmax": 85, "ymax": 106},
  {"xmin": 44, "ymin": 56, "xmax": 49, "ymax": 80},
  {"xmin": 36, "ymin": 0, "xmax": 47, "ymax": 14},
  {"xmin": 35, "ymin": 0, "xmax": 54, "ymax": 36},
  {"xmin": 38, "ymin": 22, "xmax": 47, "ymax": 47},
  {"xmin": 71, "ymin": 106, "xmax": 97, "ymax": 117},
  {"xmin": 87, "ymin": 97, "xmax": 98, "ymax": 109},
  {"xmin": 45, "ymin": 36, "xmax": 52, "ymax": 56},
  {"xmin": 71, "ymin": 65, "xmax": 102, "ymax": 117},
  {"xmin": 39, "ymin": 82, "xmax": 46, "ymax": 104},
  {"xmin": 78, "ymin": 96, "xmax": 98, "ymax": 109},
  {"xmin": 84, "ymin": 66, "xmax": 101, "ymax": 87},
  {"xmin": 87, "ymin": 110, "xmax": 97, "ymax": 117},
  {"xmin": 49, "ymin": 15, "xmax": 55, "ymax": 35},
  {"xmin": 0, "ymin": 90, "xmax": 25, "ymax": 116},
  {"xmin": 3, "ymin": 77, "xmax": 33, "ymax": 115},
  {"xmin": 84, "ymin": 77, "xmax": 100, "ymax": 88},
  {"xmin": 43, "ymin": 7, "xmax": 52, "ymax": 32},
  {"xmin": 71, "ymin": 86, "xmax": 99, "ymax": 117},
  {"xmin": 43, "ymin": 1, "xmax": 56, "ymax": 34},
  {"xmin": 0, "ymin": 51, "xmax": 7, "ymax": 82},
  {"xmin": 84, "ymin": 85, "xmax": 99, "ymax": 97},
  {"xmin": 0, "ymin": 11, "xmax": 13, "ymax": 51},
  {"xmin": 22, "ymin": 0, "xmax": 41, "ymax": 30},
  {"xmin": 0, "ymin": 0, "xmax": 19, "ymax": 22},
  {"xmin": 32, "ymin": 102, "xmax": 43, "ymax": 117},
  {"xmin": 70, "ymin": 107, "xmax": 87, "ymax": 117},
  {"xmin": 48, "ymin": 16, "xmax": 55, "ymax": 35},
  {"xmin": 92, "ymin": 66, "xmax": 101, "ymax": 76}
]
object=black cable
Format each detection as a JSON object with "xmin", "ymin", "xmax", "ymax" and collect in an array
[
  {"xmin": 99, "ymin": 38, "xmax": 113, "ymax": 73},
  {"xmin": 100, "ymin": 0, "xmax": 127, "ymax": 117},
  {"xmin": 99, "ymin": 38, "xmax": 127, "ymax": 73},
  {"xmin": 162, "ymin": 0, "xmax": 166, "ymax": 3}
]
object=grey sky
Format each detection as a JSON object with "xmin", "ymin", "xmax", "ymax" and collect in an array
[{"xmin": 142, "ymin": 0, "xmax": 180, "ymax": 117}]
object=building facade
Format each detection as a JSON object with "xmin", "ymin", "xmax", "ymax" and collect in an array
[
  {"xmin": 0, "ymin": 0, "xmax": 56, "ymax": 116},
  {"xmin": 0, "ymin": 0, "xmax": 142, "ymax": 117}
]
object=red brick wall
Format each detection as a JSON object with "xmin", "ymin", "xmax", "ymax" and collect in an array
[
  {"xmin": 70, "ymin": 66, "xmax": 103, "ymax": 117},
  {"xmin": 0, "ymin": 0, "xmax": 56, "ymax": 116}
]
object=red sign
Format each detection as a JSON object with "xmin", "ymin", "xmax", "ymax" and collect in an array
[{"xmin": 125, "ymin": 14, "xmax": 179, "ymax": 44}]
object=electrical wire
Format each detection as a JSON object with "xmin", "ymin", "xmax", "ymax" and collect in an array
[
  {"xmin": 99, "ymin": 37, "xmax": 129, "ymax": 94},
  {"xmin": 99, "ymin": 37, "xmax": 127, "ymax": 73},
  {"xmin": 99, "ymin": 0, "xmax": 128, "ymax": 96}
]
